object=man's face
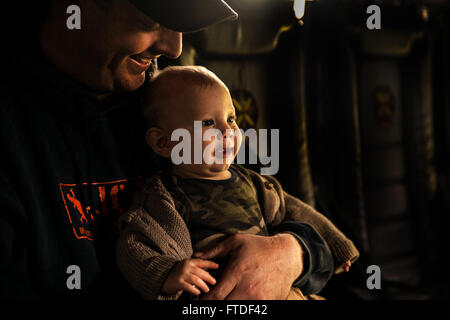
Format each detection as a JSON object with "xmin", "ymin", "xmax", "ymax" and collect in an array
[{"xmin": 77, "ymin": 0, "xmax": 182, "ymax": 93}]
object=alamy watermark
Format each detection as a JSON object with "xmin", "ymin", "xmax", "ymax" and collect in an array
[
  {"xmin": 66, "ymin": 5, "xmax": 81, "ymax": 30},
  {"xmin": 366, "ymin": 5, "xmax": 381, "ymax": 30},
  {"xmin": 66, "ymin": 265, "xmax": 81, "ymax": 290},
  {"xmin": 366, "ymin": 265, "xmax": 381, "ymax": 290},
  {"xmin": 170, "ymin": 121, "xmax": 279, "ymax": 176}
]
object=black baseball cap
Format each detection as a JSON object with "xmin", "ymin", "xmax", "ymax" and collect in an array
[{"xmin": 127, "ymin": 0, "xmax": 238, "ymax": 33}]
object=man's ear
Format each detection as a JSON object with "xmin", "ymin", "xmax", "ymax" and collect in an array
[{"xmin": 145, "ymin": 127, "xmax": 172, "ymax": 158}]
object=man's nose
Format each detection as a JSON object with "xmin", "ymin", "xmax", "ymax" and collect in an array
[{"xmin": 154, "ymin": 28, "xmax": 182, "ymax": 59}]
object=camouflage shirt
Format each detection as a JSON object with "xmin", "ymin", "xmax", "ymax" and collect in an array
[{"xmin": 162, "ymin": 165, "xmax": 269, "ymax": 252}]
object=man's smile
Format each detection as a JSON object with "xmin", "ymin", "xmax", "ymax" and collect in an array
[{"xmin": 128, "ymin": 53, "xmax": 156, "ymax": 73}]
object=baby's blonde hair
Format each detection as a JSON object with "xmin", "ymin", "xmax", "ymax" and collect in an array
[{"xmin": 142, "ymin": 65, "xmax": 226, "ymax": 128}]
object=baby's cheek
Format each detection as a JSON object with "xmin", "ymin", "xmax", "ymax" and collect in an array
[{"xmin": 202, "ymin": 136, "xmax": 217, "ymax": 152}]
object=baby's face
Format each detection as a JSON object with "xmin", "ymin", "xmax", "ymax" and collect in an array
[{"xmin": 168, "ymin": 83, "xmax": 242, "ymax": 179}]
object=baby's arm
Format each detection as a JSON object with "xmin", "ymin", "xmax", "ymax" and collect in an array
[{"xmin": 162, "ymin": 259, "xmax": 219, "ymax": 295}]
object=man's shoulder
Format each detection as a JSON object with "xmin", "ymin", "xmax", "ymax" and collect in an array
[
  {"xmin": 0, "ymin": 59, "xmax": 40, "ymax": 119},
  {"xmin": 0, "ymin": 56, "xmax": 33, "ymax": 110},
  {"xmin": 0, "ymin": 81, "xmax": 23, "ymax": 128}
]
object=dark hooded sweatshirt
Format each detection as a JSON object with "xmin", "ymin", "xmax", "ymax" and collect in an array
[{"xmin": 0, "ymin": 54, "xmax": 333, "ymax": 299}]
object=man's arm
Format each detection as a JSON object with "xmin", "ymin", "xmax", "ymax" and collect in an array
[
  {"xmin": 275, "ymin": 221, "xmax": 334, "ymax": 295},
  {"xmin": 282, "ymin": 192, "xmax": 360, "ymax": 269}
]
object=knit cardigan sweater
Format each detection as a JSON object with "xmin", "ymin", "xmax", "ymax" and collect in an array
[{"xmin": 116, "ymin": 165, "xmax": 360, "ymax": 300}]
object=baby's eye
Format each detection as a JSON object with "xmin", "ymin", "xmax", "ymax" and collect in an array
[
  {"xmin": 202, "ymin": 119, "xmax": 215, "ymax": 127},
  {"xmin": 228, "ymin": 116, "xmax": 236, "ymax": 124}
]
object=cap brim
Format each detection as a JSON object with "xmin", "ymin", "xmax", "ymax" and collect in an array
[{"xmin": 128, "ymin": 0, "xmax": 238, "ymax": 33}]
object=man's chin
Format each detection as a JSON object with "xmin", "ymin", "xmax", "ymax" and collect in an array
[{"xmin": 114, "ymin": 72, "xmax": 147, "ymax": 92}]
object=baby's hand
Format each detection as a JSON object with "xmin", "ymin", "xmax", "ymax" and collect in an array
[
  {"xmin": 342, "ymin": 260, "xmax": 352, "ymax": 272},
  {"xmin": 162, "ymin": 259, "xmax": 219, "ymax": 295}
]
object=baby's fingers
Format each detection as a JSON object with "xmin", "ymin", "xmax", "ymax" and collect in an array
[
  {"xmin": 187, "ymin": 275, "xmax": 211, "ymax": 294},
  {"xmin": 181, "ymin": 280, "xmax": 202, "ymax": 296},
  {"xmin": 191, "ymin": 258, "xmax": 219, "ymax": 270},
  {"xmin": 343, "ymin": 261, "xmax": 352, "ymax": 272},
  {"xmin": 193, "ymin": 267, "xmax": 217, "ymax": 286}
]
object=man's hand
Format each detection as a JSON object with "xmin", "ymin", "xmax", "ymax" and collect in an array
[{"xmin": 193, "ymin": 233, "xmax": 303, "ymax": 300}]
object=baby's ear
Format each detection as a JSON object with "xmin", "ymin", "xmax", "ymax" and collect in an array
[{"xmin": 146, "ymin": 127, "xmax": 172, "ymax": 158}]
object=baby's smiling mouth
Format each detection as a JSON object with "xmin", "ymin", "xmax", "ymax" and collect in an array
[{"xmin": 214, "ymin": 146, "xmax": 236, "ymax": 159}]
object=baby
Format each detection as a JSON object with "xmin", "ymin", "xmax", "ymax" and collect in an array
[{"xmin": 116, "ymin": 65, "xmax": 356, "ymax": 300}]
